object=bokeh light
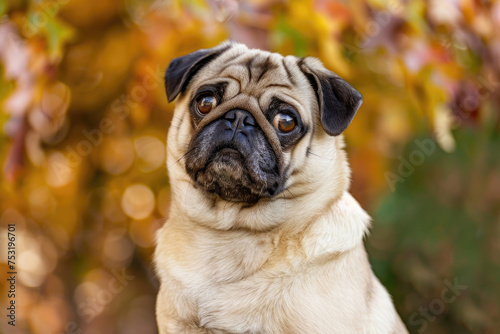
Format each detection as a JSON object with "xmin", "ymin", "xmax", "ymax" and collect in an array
[{"xmin": 121, "ymin": 184, "xmax": 156, "ymax": 220}]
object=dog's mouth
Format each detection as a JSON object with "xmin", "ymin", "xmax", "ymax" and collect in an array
[
  {"xmin": 190, "ymin": 145, "xmax": 280, "ymax": 203},
  {"xmin": 216, "ymin": 147, "xmax": 241, "ymax": 158}
]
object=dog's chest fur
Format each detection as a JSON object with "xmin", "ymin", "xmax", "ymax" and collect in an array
[{"xmin": 155, "ymin": 193, "xmax": 400, "ymax": 333}]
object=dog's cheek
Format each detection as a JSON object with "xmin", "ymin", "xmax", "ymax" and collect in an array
[{"xmin": 284, "ymin": 130, "xmax": 311, "ymax": 178}]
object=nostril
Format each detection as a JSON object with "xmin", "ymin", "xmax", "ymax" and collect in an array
[
  {"xmin": 243, "ymin": 115, "xmax": 256, "ymax": 127},
  {"xmin": 225, "ymin": 110, "xmax": 236, "ymax": 121}
]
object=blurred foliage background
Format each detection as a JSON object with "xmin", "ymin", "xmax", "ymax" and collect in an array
[{"xmin": 0, "ymin": 0, "xmax": 499, "ymax": 333}]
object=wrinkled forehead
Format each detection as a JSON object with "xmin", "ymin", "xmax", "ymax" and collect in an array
[{"xmin": 188, "ymin": 47, "xmax": 316, "ymax": 123}]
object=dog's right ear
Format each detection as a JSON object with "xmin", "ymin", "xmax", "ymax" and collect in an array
[{"xmin": 165, "ymin": 43, "xmax": 232, "ymax": 102}]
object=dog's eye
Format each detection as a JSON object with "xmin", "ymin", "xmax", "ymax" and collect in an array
[
  {"xmin": 196, "ymin": 94, "xmax": 216, "ymax": 115},
  {"xmin": 273, "ymin": 113, "xmax": 296, "ymax": 133}
]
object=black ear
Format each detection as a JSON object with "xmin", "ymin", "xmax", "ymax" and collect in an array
[
  {"xmin": 165, "ymin": 43, "xmax": 232, "ymax": 102},
  {"xmin": 299, "ymin": 58, "xmax": 363, "ymax": 136}
]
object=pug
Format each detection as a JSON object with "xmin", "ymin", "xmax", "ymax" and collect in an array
[{"xmin": 154, "ymin": 41, "xmax": 408, "ymax": 334}]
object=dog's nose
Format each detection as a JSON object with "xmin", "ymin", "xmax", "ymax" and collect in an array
[{"xmin": 224, "ymin": 109, "xmax": 256, "ymax": 131}]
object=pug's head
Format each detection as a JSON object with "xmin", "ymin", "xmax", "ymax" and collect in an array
[{"xmin": 164, "ymin": 42, "xmax": 362, "ymax": 229}]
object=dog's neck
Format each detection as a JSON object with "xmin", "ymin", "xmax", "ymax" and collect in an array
[{"xmin": 166, "ymin": 190, "xmax": 370, "ymax": 273}]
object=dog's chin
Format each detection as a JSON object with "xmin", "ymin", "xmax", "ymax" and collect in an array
[{"xmin": 192, "ymin": 149, "xmax": 272, "ymax": 204}]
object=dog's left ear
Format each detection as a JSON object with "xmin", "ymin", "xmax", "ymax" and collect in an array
[
  {"xmin": 165, "ymin": 43, "xmax": 232, "ymax": 102},
  {"xmin": 299, "ymin": 58, "xmax": 363, "ymax": 136}
]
